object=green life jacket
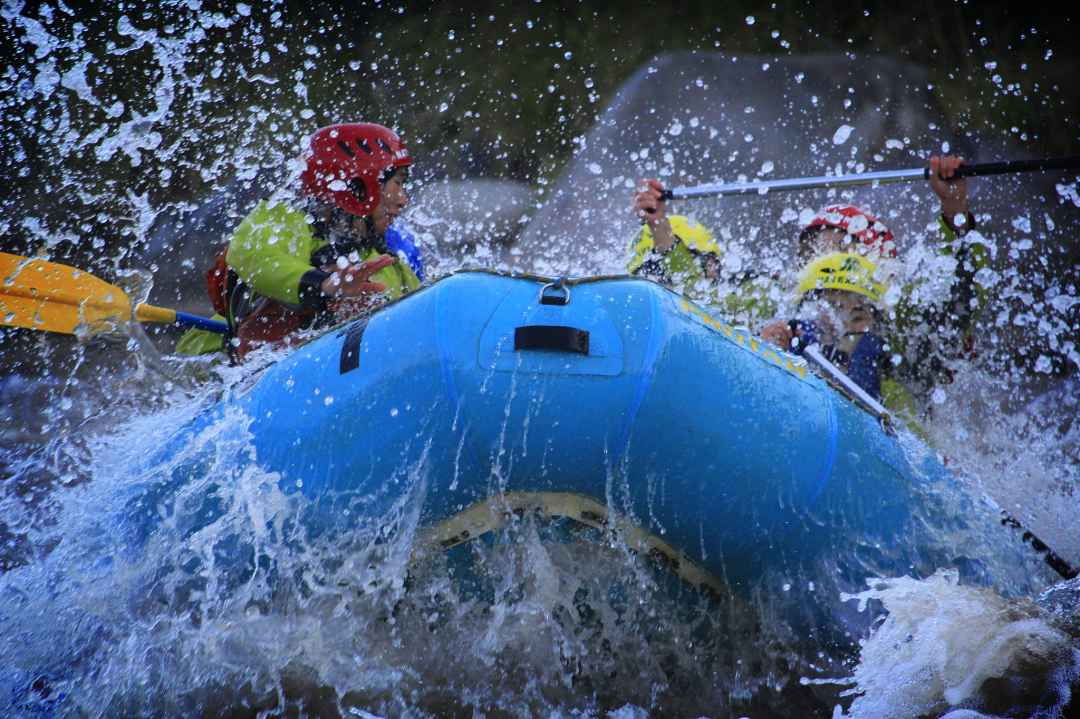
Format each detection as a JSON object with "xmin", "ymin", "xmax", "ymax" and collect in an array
[
  {"xmin": 628, "ymin": 213, "xmax": 991, "ymax": 429},
  {"xmin": 629, "ymin": 216, "xmax": 779, "ymax": 328},
  {"xmin": 176, "ymin": 200, "xmax": 419, "ymax": 356}
]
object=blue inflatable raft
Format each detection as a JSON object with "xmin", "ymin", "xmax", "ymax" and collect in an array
[{"xmin": 157, "ymin": 270, "xmax": 950, "ymax": 592}]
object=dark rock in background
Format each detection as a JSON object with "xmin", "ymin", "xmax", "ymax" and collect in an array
[{"xmin": 519, "ymin": 52, "xmax": 1076, "ymax": 278}]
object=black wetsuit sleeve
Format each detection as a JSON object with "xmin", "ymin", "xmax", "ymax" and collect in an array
[{"xmin": 298, "ymin": 269, "xmax": 331, "ymax": 311}]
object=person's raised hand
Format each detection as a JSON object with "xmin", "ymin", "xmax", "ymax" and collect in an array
[
  {"xmin": 320, "ymin": 254, "xmax": 396, "ymax": 299},
  {"xmin": 633, "ymin": 178, "xmax": 667, "ymax": 227},
  {"xmin": 929, "ymin": 154, "xmax": 969, "ymax": 222},
  {"xmin": 760, "ymin": 320, "xmax": 794, "ymax": 350}
]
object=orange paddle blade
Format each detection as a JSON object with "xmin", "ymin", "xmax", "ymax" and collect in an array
[{"xmin": 0, "ymin": 252, "xmax": 133, "ymax": 335}]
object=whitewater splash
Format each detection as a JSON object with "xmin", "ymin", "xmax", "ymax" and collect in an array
[
  {"xmin": 1, "ymin": 324, "xmax": 1075, "ymax": 718},
  {"xmin": 3, "ymin": 2, "xmax": 1079, "ymax": 717},
  {"xmin": 0, "ymin": 387, "xmax": 834, "ymax": 717},
  {"xmin": 829, "ymin": 570, "xmax": 1079, "ymax": 719}
]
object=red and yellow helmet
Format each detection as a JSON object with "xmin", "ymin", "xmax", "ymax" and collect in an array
[
  {"xmin": 299, "ymin": 123, "xmax": 412, "ymax": 217},
  {"xmin": 801, "ymin": 204, "xmax": 897, "ymax": 260}
]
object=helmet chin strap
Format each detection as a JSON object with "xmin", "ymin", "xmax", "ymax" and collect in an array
[
  {"xmin": 306, "ymin": 174, "xmax": 393, "ymax": 258},
  {"xmin": 306, "ymin": 204, "xmax": 388, "ymax": 262},
  {"xmin": 338, "ymin": 212, "xmax": 387, "ymax": 254}
]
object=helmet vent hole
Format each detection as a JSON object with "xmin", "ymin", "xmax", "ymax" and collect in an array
[
  {"xmin": 356, "ymin": 138, "xmax": 373, "ymax": 154},
  {"xmin": 376, "ymin": 138, "xmax": 391, "ymax": 153},
  {"xmin": 347, "ymin": 178, "xmax": 368, "ymax": 203},
  {"xmin": 336, "ymin": 140, "xmax": 356, "ymax": 158}
]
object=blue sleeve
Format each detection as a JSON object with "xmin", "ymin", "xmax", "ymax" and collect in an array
[
  {"xmin": 788, "ymin": 320, "xmax": 882, "ymax": 399},
  {"xmin": 385, "ymin": 225, "xmax": 425, "ymax": 281},
  {"xmin": 847, "ymin": 332, "xmax": 884, "ymax": 400}
]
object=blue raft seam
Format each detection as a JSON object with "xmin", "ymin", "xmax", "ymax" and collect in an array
[
  {"xmin": 435, "ymin": 282, "xmax": 460, "ymax": 411},
  {"xmin": 810, "ymin": 391, "xmax": 839, "ymax": 504},
  {"xmin": 618, "ymin": 289, "xmax": 663, "ymax": 459}
]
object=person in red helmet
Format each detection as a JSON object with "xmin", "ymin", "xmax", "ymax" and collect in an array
[
  {"xmin": 177, "ymin": 122, "xmax": 423, "ymax": 360},
  {"xmin": 632, "ymin": 155, "xmax": 987, "ymax": 427},
  {"xmin": 793, "ymin": 203, "xmax": 898, "ymax": 263}
]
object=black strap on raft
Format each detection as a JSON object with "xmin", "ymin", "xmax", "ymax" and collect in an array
[
  {"xmin": 338, "ymin": 318, "xmax": 369, "ymax": 374},
  {"xmin": 514, "ymin": 325, "xmax": 590, "ymax": 355}
]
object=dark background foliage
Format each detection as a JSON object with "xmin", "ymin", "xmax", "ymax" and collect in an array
[{"xmin": 2, "ymin": 1, "xmax": 1076, "ymax": 251}]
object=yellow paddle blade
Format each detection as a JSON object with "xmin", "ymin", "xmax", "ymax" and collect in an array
[{"xmin": 0, "ymin": 252, "xmax": 133, "ymax": 335}]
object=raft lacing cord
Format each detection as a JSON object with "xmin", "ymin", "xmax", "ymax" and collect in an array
[{"xmin": 291, "ymin": 269, "xmax": 660, "ymax": 352}]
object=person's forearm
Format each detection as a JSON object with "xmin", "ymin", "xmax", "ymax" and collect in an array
[
  {"xmin": 649, "ymin": 218, "xmax": 676, "ymax": 251},
  {"xmin": 940, "ymin": 198, "xmax": 969, "ymax": 223}
]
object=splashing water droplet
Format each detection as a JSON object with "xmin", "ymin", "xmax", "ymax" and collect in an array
[
  {"xmin": 1056, "ymin": 183, "xmax": 1080, "ymax": 207},
  {"xmin": 832, "ymin": 125, "xmax": 855, "ymax": 145}
]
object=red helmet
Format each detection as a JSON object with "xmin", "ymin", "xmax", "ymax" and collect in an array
[
  {"xmin": 299, "ymin": 123, "xmax": 412, "ymax": 217},
  {"xmin": 801, "ymin": 204, "xmax": 897, "ymax": 259}
]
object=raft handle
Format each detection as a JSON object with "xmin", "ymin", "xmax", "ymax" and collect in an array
[
  {"xmin": 514, "ymin": 325, "xmax": 590, "ymax": 355},
  {"xmin": 539, "ymin": 278, "xmax": 571, "ymax": 305}
]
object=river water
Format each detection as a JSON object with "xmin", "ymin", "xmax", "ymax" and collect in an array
[
  {"xmin": 1, "ymin": 317, "xmax": 1077, "ymax": 718},
  {"xmin": 2, "ymin": 3, "xmax": 1078, "ymax": 717}
]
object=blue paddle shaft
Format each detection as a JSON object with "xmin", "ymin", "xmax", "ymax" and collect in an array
[{"xmin": 175, "ymin": 311, "xmax": 229, "ymax": 334}]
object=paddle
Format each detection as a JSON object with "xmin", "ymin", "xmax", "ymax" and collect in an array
[
  {"xmin": 803, "ymin": 344, "xmax": 891, "ymax": 421},
  {"xmin": 802, "ymin": 345, "xmax": 1077, "ymax": 581},
  {"xmin": 659, "ymin": 156, "xmax": 1080, "ymax": 201},
  {"xmin": 998, "ymin": 509, "xmax": 1078, "ymax": 580},
  {"xmin": 654, "ymin": 156, "xmax": 1080, "ymax": 578},
  {"xmin": 0, "ymin": 252, "xmax": 228, "ymax": 336}
]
